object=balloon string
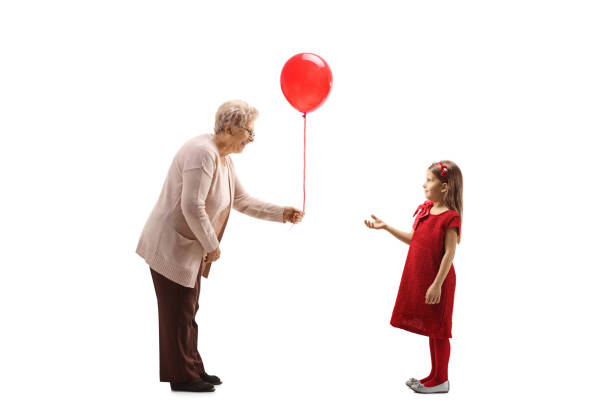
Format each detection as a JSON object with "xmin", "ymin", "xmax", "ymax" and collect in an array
[
  {"xmin": 288, "ymin": 113, "xmax": 306, "ymax": 232},
  {"xmin": 302, "ymin": 113, "xmax": 306, "ymax": 213}
]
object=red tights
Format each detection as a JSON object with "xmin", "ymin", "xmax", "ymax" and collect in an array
[{"xmin": 419, "ymin": 337, "xmax": 450, "ymax": 387}]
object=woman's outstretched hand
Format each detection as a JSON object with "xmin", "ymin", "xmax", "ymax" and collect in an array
[
  {"xmin": 283, "ymin": 206, "xmax": 305, "ymax": 224},
  {"xmin": 364, "ymin": 214, "xmax": 387, "ymax": 230}
]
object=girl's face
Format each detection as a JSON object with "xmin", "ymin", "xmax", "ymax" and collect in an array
[{"xmin": 423, "ymin": 170, "xmax": 448, "ymax": 202}]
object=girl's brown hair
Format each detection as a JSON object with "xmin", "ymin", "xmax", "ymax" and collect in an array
[{"xmin": 428, "ymin": 160, "xmax": 463, "ymax": 243}]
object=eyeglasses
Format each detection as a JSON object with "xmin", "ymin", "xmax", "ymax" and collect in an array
[{"xmin": 239, "ymin": 126, "xmax": 255, "ymax": 138}]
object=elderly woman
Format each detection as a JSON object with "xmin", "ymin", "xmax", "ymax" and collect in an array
[{"xmin": 136, "ymin": 100, "xmax": 304, "ymax": 392}]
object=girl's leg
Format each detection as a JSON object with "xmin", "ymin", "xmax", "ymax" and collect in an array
[
  {"xmin": 419, "ymin": 337, "xmax": 436, "ymax": 383},
  {"xmin": 423, "ymin": 338, "xmax": 450, "ymax": 387}
]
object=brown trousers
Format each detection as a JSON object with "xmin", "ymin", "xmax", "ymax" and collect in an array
[{"xmin": 150, "ymin": 266, "xmax": 206, "ymax": 382}]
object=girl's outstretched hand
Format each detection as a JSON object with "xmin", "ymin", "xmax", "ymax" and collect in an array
[{"xmin": 364, "ymin": 214, "xmax": 387, "ymax": 230}]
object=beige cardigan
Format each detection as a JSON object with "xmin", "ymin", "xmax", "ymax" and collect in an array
[{"xmin": 136, "ymin": 133, "xmax": 285, "ymax": 287}]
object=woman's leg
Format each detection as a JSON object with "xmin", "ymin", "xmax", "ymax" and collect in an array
[
  {"xmin": 423, "ymin": 338, "xmax": 450, "ymax": 387},
  {"xmin": 192, "ymin": 270, "xmax": 206, "ymax": 375},
  {"xmin": 151, "ymin": 268, "xmax": 202, "ymax": 383},
  {"xmin": 419, "ymin": 337, "xmax": 437, "ymax": 383}
]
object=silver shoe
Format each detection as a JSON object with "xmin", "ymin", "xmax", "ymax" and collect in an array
[
  {"xmin": 410, "ymin": 380, "xmax": 450, "ymax": 394},
  {"xmin": 405, "ymin": 378, "xmax": 420, "ymax": 387}
]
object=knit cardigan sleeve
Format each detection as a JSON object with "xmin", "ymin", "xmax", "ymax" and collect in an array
[
  {"xmin": 231, "ymin": 166, "xmax": 285, "ymax": 222},
  {"xmin": 180, "ymin": 160, "xmax": 220, "ymax": 253}
]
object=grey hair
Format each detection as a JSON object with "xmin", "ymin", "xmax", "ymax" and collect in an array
[{"xmin": 214, "ymin": 100, "xmax": 259, "ymax": 134}]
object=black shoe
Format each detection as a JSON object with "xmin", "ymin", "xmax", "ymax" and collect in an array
[
  {"xmin": 200, "ymin": 372, "xmax": 222, "ymax": 385},
  {"xmin": 170, "ymin": 379, "xmax": 215, "ymax": 392}
]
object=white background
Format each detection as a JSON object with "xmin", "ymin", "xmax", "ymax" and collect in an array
[{"xmin": 1, "ymin": 1, "xmax": 611, "ymax": 407}]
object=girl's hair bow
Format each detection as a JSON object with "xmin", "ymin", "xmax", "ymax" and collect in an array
[{"xmin": 439, "ymin": 162, "xmax": 448, "ymax": 178}]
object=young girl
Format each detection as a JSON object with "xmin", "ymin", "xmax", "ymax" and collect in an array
[{"xmin": 364, "ymin": 160, "xmax": 463, "ymax": 394}]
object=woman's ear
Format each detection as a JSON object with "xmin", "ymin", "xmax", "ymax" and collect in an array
[{"xmin": 224, "ymin": 125, "xmax": 232, "ymax": 135}]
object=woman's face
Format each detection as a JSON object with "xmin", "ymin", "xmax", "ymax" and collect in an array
[
  {"xmin": 228, "ymin": 120, "xmax": 255, "ymax": 154},
  {"xmin": 423, "ymin": 170, "xmax": 447, "ymax": 201}
]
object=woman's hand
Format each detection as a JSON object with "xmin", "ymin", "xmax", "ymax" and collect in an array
[
  {"xmin": 364, "ymin": 214, "xmax": 387, "ymax": 230},
  {"xmin": 283, "ymin": 206, "xmax": 305, "ymax": 224},
  {"xmin": 425, "ymin": 283, "xmax": 442, "ymax": 304},
  {"xmin": 204, "ymin": 246, "xmax": 221, "ymax": 263}
]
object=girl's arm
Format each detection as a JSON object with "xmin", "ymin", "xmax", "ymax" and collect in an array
[
  {"xmin": 364, "ymin": 215, "xmax": 412, "ymax": 245},
  {"xmin": 384, "ymin": 225, "xmax": 414, "ymax": 245},
  {"xmin": 426, "ymin": 227, "xmax": 459, "ymax": 304}
]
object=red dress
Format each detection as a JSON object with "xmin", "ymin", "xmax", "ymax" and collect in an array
[{"xmin": 390, "ymin": 200, "xmax": 461, "ymax": 339}]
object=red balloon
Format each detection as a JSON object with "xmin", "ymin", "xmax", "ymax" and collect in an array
[{"xmin": 280, "ymin": 53, "xmax": 333, "ymax": 114}]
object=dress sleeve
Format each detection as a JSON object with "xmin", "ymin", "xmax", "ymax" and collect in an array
[
  {"xmin": 446, "ymin": 213, "xmax": 461, "ymax": 239},
  {"xmin": 411, "ymin": 216, "xmax": 420, "ymax": 231}
]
